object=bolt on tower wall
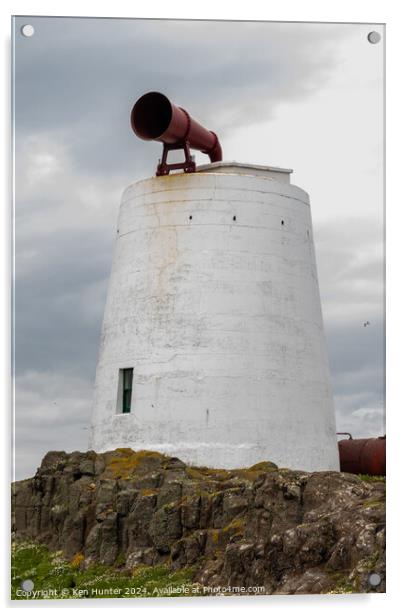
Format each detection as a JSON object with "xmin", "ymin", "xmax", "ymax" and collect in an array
[{"xmin": 89, "ymin": 162, "xmax": 339, "ymax": 471}]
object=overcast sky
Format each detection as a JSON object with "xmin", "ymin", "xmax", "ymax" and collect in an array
[{"xmin": 13, "ymin": 17, "xmax": 384, "ymax": 480}]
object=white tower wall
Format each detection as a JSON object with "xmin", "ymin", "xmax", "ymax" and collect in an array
[{"xmin": 90, "ymin": 163, "xmax": 339, "ymax": 471}]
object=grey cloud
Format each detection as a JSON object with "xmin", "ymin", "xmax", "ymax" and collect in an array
[
  {"xmin": 334, "ymin": 399, "xmax": 384, "ymax": 440},
  {"xmin": 315, "ymin": 218, "xmax": 384, "ymax": 326},
  {"xmin": 327, "ymin": 323, "xmax": 384, "ymax": 383},
  {"xmin": 14, "ymin": 371, "xmax": 93, "ymax": 480},
  {"xmin": 314, "ymin": 218, "xmax": 385, "ymax": 437},
  {"xmin": 15, "ymin": 227, "xmax": 110, "ymax": 378}
]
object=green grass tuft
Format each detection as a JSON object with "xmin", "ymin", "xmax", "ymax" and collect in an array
[
  {"xmin": 11, "ymin": 541, "xmax": 196, "ymax": 600},
  {"xmin": 357, "ymin": 474, "xmax": 385, "ymax": 483}
]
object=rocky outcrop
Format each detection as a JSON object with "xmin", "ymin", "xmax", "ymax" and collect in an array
[{"xmin": 12, "ymin": 449, "xmax": 385, "ymax": 594}]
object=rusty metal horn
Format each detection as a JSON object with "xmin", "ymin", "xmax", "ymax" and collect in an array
[{"xmin": 131, "ymin": 91, "xmax": 223, "ymax": 176}]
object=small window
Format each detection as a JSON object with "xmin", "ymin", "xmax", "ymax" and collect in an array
[{"xmin": 119, "ymin": 368, "xmax": 133, "ymax": 413}]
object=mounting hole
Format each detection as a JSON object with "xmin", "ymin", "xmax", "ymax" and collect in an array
[
  {"xmin": 367, "ymin": 31, "xmax": 381, "ymax": 44},
  {"xmin": 368, "ymin": 573, "xmax": 381, "ymax": 587},
  {"xmin": 281, "ymin": 220, "xmax": 285, "ymax": 226},
  {"xmin": 21, "ymin": 24, "xmax": 35, "ymax": 37},
  {"xmin": 189, "ymin": 215, "xmax": 193, "ymax": 220},
  {"xmin": 21, "ymin": 579, "xmax": 34, "ymax": 591},
  {"xmin": 233, "ymin": 215, "xmax": 236, "ymax": 221}
]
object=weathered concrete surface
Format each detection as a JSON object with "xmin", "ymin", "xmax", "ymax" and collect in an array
[
  {"xmin": 12, "ymin": 449, "xmax": 385, "ymax": 594},
  {"xmin": 90, "ymin": 164, "xmax": 339, "ymax": 471}
]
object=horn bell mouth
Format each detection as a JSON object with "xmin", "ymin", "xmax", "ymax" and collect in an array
[{"xmin": 131, "ymin": 91, "xmax": 173, "ymax": 140}]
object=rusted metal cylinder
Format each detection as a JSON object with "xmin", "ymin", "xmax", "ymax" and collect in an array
[
  {"xmin": 338, "ymin": 436, "xmax": 386, "ymax": 476},
  {"xmin": 131, "ymin": 91, "xmax": 222, "ymax": 163}
]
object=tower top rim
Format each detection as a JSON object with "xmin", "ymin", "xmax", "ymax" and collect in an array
[{"xmin": 196, "ymin": 161, "xmax": 293, "ymax": 178}]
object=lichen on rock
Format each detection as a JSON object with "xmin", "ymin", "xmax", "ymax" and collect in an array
[{"xmin": 11, "ymin": 448, "xmax": 385, "ymax": 595}]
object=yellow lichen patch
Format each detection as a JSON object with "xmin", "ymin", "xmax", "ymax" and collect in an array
[
  {"xmin": 209, "ymin": 519, "xmax": 244, "ymax": 547},
  {"xmin": 140, "ymin": 488, "xmax": 158, "ymax": 497},
  {"xmin": 247, "ymin": 461, "xmax": 278, "ymax": 472},
  {"xmin": 201, "ymin": 468, "xmax": 233, "ymax": 481},
  {"xmin": 187, "ymin": 462, "xmax": 278, "ymax": 485},
  {"xmin": 103, "ymin": 449, "xmax": 167, "ymax": 479},
  {"xmin": 233, "ymin": 462, "xmax": 277, "ymax": 483},
  {"xmin": 70, "ymin": 552, "xmax": 85, "ymax": 568},
  {"xmin": 191, "ymin": 487, "xmax": 213, "ymax": 499},
  {"xmin": 211, "ymin": 529, "xmax": 221, "ymax": 544},
  {"xmin": 163, "ymin": 496, "xmax": 187, "ymax": 509},
  {"xmin": 186, "ymin": 467, "xmax": 205, "ymax": 481},
  {"xmin": 186, "ymin": 466, "xmax": 234, "ymax": 482},
  {"xmin": 223, "ymin": 518, "xmax": 245, "ymax": 534},
  {"xmin": 362, "ymin": 499, "xmax": 384, "ymax": 509},
  {"xmin": 235, "ymin": 469, "xmax": 260, "ymax": 482}
]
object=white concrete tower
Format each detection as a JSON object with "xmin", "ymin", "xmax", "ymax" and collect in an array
[{"xmin": 90, "ymin": 162, "xmax": 339, "ymax": 471}]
